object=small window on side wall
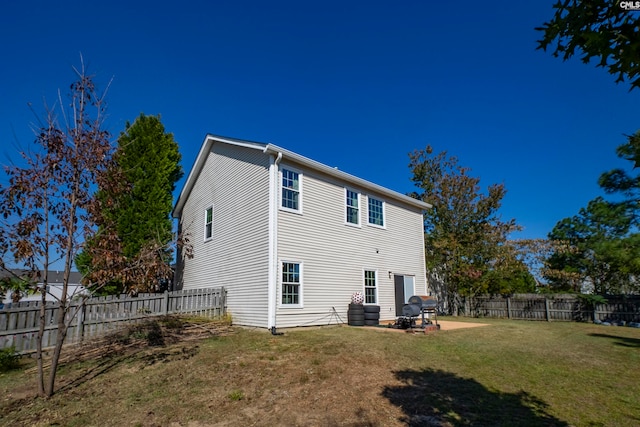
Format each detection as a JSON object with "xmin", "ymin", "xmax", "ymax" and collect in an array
[{"xmin": 204, "ymin": 206, "xmax": 213, "ymax": 240}]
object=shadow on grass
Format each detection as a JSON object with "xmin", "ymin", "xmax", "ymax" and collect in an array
[
  {"xmin": 56, "ymin": 350, "xmax": 141, "ymax": 394},
  {"xmin": 56, "ymin": 344, "xmax": 200, "ymax": 394},
  {"xmin": 56, "ymin": 319, "xmax": 193, "ymax": 393},
  {"xmin": 588, "ymin": 333, "xmax": 640, "ymax": 348},
  {"xmin": 382, "ymin": 368, "xmax": 568, "ymax": 427}
]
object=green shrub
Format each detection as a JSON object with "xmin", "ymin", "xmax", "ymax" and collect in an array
[{"xmin": 0, "ymin": 346, "xmax": 20, "ymax": 372}]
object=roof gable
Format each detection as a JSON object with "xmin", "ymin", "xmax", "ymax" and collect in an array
[{"xmin": 173, "ymin": 134, "xmax": 431, "ymax": 217}]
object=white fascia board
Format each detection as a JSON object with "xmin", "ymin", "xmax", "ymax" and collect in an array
[
  {"xmin": 173, "ymin": 135, "xmax": 432, "ymax": 218},
  {"xmin": 262, "ymin": 144, "xmax": 432, "ymax": 211}
]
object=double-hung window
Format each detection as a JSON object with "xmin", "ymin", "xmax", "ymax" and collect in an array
[
  {"xmin": 364, "ymin": 270, "xmax": 377, "ymax": 304},
  {"xmin": 281, "ymin": 261, "xmax": 302, "ymax": 306},
  {"xmin": 281, "ymin": 168, "xmax": 301, "ymax": 212},
  {"xmin": 345, "ymin": 189, "xmax": 360, "ymax": 225},
  {"xmin": 204, "ymin": 206, "xmax": 213, "ymax": 240},
  {"xmin": 367, "ymin": 196, "xmax": 385, "ymax": 227}
]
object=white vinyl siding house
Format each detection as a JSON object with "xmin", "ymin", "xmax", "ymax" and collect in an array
[
  {"xmin": 174, "ymin": 139, "xmax": 271, "ymax": 327},
  {"xmin": 274, "ymin": 165, "xmax": 428, "ymax": 327},
  {"xmin": 173, "ymin": 134, "xmax": 431, "ymax": 329}
]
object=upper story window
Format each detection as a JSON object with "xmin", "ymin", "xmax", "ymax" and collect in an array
[
  {"xmin": 367, "ymin": 196, "xmax": 385, "ymax": 227},
  {"xmin": 204, "ymin": 206, "xmax": 213, "ymax": 240},
  {"xmin": 345, "ymin": 189, "xmax": 360, "ymax": 225},
  {"xmin": 281, "ymin": 168, "xmax": 302, "ymax": 213}
]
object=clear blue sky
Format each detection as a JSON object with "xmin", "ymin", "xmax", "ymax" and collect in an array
[{"xmin": 1, "ymin": 1, "xmax": 638, "ymax": 240}]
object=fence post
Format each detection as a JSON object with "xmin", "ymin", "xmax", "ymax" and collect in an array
[
  {"xmin": 222, "ymin": 288, "xmax": 227, "ymax": 317},
  {"xmin": 163, "ymin": 291, "xmax": 169, "ymax": 316},
  {"xmin": 507, "ymin": 297, "xmax": 512, "ymax": 319},
  {"xmin": 77, "ymin": 300, "xmax": 86, "ymax": 342},
  {"xmin": 545, "ymin": 297, "xmax": 551, "ymax": 322}
]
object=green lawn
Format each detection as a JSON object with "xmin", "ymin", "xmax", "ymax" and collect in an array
[{"xmin": 1, "ymin": 317, "xmax": 639, "ymax": 426}]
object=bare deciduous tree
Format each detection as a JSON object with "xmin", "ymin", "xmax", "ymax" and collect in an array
[
  {"xmin": 0, "ymin": 60, "xmax": 115, "ymax": 397},
  {"xmin": 0, "ymin": 59, "xmax": 193, "ymax": 397}
]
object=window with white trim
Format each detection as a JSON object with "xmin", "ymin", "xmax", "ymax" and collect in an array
[
  {"xmin": 204, "ymin": 206, "xmax": 213, "ymax": 240},
  {"xmin": 281, "ymin": 168, "xmax": 301, "ymax": 212},
  {"xmin": 281, "ymin": 261, "xmax": 302, "ymax": 306},
  {"xmin": 364, "ymin": 270, "xmax": 377, "ymax": 304},
  {"xmin": 367, "ymin": 196, "xmax": 385, "ymax": 227},
  {"xmin": 345, "ymin": 189, "xmax": 360, "ymax": 225}
]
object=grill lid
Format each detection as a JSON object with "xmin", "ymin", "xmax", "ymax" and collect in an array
[
  {"xmin": 402, "ymin": 303, "xmax": 421, "ymax": 317},
  {"xmin": 407, "ymin": 295, "xmax": 437, "ymax": 309}
]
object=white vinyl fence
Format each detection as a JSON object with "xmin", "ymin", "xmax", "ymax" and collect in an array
[{"xmin": 0, "ymin": 287, "xmax": 226, "ymax": 353}]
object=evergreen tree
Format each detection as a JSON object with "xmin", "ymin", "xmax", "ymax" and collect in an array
[
  {"xmin": 546, "ymin": 132, "xmax": 640, "ymax": 294},
  {"xmin": 546, "ymin": 197, "xmax": 636, "ymax": 293},
  {"xmin": 80, "ymin": 114, "xmax": 183, "ymax": 293},
  {"xmin": 113, "ymin": 114, "xmax": 183, "ymax": 260}
]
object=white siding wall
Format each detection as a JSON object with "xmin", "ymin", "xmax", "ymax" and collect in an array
[
  {"xmin": 178, "ymin": 143, "xmax": 270, "ymax": 327},
  {"xmin": 275, "ymin": 164, "xmax": 426, "ymax": 328}
]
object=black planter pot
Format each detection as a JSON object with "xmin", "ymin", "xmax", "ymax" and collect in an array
[
  {"xmin": 348, "ymin": 303, "xmax": 365, "ymax": 326},
  {"xmin": 363, "ymin": 305, "xmax": 380, "ymax": 325}
]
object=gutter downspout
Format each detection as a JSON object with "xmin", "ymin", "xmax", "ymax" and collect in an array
[{"xmin": 266, "ymin": 149, "xmax": 282, "ymax": 332}]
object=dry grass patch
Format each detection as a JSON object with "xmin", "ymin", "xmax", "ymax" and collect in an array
[{"xmin": 1, "ymin": 316, "xmax": 639, "ymax": 426}]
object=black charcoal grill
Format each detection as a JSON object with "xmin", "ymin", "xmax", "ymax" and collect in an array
[{"xmin": 394, "ymin": 295, "xmax": 439, "ymax": 330}]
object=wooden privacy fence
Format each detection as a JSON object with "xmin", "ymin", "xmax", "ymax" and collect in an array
[
  {"xmin": 0, "ymin": 287, "xmax": 226, "ymax": 353},
  {"xmin": 463, "ymin": 293, "xmax": 640, "ymax": 322}
]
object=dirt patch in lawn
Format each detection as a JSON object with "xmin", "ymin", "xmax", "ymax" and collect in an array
[
  {"xmin": 371, "ymin": 319, "xmax": 489, "ymax": 332},
  {"xmin": 437, "ymin": 320, "xmax": 490, "ymax": 330}
]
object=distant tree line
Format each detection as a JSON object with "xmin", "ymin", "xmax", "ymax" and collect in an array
[
  {"xmin": 545, "ymin": 133, "xmax": 640, "ymax": 294},
  {"xmin": 409, "ymin": 146, "xmax": 537, "ymax": 314},
  {"xmin": 410, "ymin": 0, "xmax": 640, "ymax": 314},
  {"xmin": 536, "ymin": 0, "xmax": 640, "ymax": 294}
]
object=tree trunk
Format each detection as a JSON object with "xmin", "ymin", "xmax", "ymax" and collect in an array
[
  {"xmin": 36, "ymin": 287, "xmax": 46, "ymax": 397},
  {"xmin": 45, "ymin": 300, "xmax": 69, "ymax": 397},
  {"xmin": 446, "ymin": 292, "xmax": 461, "ymax": 316},
  {"xmin": 42, "ymin": 179, "xmax": 79, "ymax": 397}
]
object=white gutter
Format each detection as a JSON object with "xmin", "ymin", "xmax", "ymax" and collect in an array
[
  {"xmin": 266, "ymin": 149, "xmax": 282, "ymax": 330},
  {"xmin": 263, "ymin": 143, "xmax": 431, "ymax": 211},
  {"xmin": 174, "ymin": 135, "xmax": 431, "ymax": 218}
]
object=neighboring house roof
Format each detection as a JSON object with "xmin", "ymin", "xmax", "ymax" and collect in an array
[
  {"xmin": 0, "ymin": 269, "xmax": 84, "ymax": 285},
  {"xmin": 173, "ymin": 134, "xmax": 432, "ymax": 217},
  {"xmin": 1, "ymin": 269, "xmax": 87, "ymax": 304}
]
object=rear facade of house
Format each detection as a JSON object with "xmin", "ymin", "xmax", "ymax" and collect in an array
[{"xmin": 173, "ymin": 135, "xmax": 431, "ymax": 328}]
